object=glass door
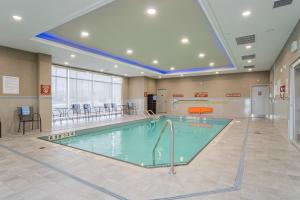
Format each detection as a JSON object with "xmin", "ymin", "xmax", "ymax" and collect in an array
[{"xmin": 295, "ymin": 65, "xmax": 300, "ymax": 144}]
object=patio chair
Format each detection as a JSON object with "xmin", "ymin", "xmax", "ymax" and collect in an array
[
  {"xmin": 83, "ymin": 104, "xmax": 98, "ymax": 118},
  {"xmin": 111, "ymin": 103, "xmax": 121, "ymax": 115},
  {"xmin": 71, "ymin": 104, "xmax": 83, "ymax": 120},
  {"xmin": 128, "ymin": 102, "xmax": 137, "ymax": 115},
  {"xmin": 103, "ymin": 103, "xmax": 111, "ymax": 116},
  {"xmin": 17, "ymin": 106, "xmax": 42, "ymax": 135}
]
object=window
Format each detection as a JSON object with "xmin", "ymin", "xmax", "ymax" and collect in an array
[{"xmin": 52, "ymin": 66, "xmax": 123, "ymax": 108}]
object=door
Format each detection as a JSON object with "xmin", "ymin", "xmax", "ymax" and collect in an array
[
  {"xmin": 251, "ymin": 85, "xmax": 269, "ymax": 117},
  {"xmin": 294, "ymin": 64, "xmax": 300, "ymax": 144},
  {"xmin": 157, "ymin": 89, "xmax": 168, "ymax": 113}
]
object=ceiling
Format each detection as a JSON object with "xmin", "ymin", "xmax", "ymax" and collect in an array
[{"xmin": 0, "ymin": 0, "xmax": 299, "ymax": 78}]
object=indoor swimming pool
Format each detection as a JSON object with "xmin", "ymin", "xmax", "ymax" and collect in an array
[{"xmin": 41, "ymin": 116, "xmax": 231, "ymax": 168}]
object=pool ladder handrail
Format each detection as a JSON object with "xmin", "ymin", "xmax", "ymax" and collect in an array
[
  {"xmin": 144, "ymin": 110, "xmax": 160, "ymax": 120},
  {"xmin": 152, "ymin": 119, "xmax": 175, "ymax": 175}
]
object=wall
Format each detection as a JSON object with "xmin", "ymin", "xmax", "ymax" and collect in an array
[
  {"xmin": 0, "ymin": 46, "xmax": 38, "ymax": 135},
  {"xmin": 273, "ymin": 19, "xmax": 300, "ymax": 120},
  {"xmin": 128, "ymin": 77, "xmax": 145, "ymax": 112},
  {"xmin": 156, "ymin": 71, "xmax": 270, "ymax": 118}
]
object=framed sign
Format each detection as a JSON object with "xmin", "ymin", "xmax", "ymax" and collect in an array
[
  {"xmin": 225, "ymin": 93, "xmax": 241, "ymax": 97},
  {"xmin": 3, "ymin": 76, "xmax": 19, "ymax": 94},
  {"xmin": 194, "ymin": 92, "xmax": 208, "ymax": 97},
  {"xmin": 40, "ymin": 85, "xmax": 51, "ymax": 95}
]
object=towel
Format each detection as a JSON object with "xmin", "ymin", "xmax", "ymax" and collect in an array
[{"xmin": 21, "ymin": 106, "xmax": 30, "ymax": 116}]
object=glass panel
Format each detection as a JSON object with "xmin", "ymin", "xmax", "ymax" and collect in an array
[{"xmin": 295, "ymin": 65, "xmax": 300, "ymax": 144}]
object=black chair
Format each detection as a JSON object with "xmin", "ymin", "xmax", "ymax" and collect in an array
[
  {"xmin": 83, "ymin": 104, "xmax": 97, "ymax": 118},
  {"xmin": 111, "ymin": 103, "xmax": 120, "ymax": 115},
  {"xmin": 71, "ymin": 104, "xmax": 82, "ymax": 120},
  {"xmin": 128, "ymin": 102, "xmax": 137, "ymax": 115},
  {"xmin": 17, "ymin": 106, "xmax": 42, "ymax": 135},
  {"xmin": 103, "ymin": 103, "xmax": 111, "ymax": 116},
  {"xmin": 0, "ymin": 118, "xmax": 2, "ymax": 138}
]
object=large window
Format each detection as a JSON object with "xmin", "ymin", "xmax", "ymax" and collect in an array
[{"xmin": 52, "ymin": 66, "xmax": 123, "ymax": 108}]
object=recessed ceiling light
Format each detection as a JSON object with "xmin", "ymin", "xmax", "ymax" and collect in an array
[
  {"xmin": 12, "ymin": 15, "xmax": 22, "ymax": 21},
  {"xmin": 170, "ymin": 67, "xmax": 175, "ymax": 70},
  {"xmin": 141, "ymin": 71, "xmax": 144, "ymax": 74},
  {"xmin": 180, "ymin": 74, "xmax": 184, "ymax": 77},
  {"xmin": 209, "ymin": 62, "xmax": 215, "ymax": 67},
  {"xmin": 198, "ymin": 53, "xmax": 205, "ymax": 58},
  {"xmin": 248, "ymin": 68, "xmax": 252, "ymax": 72},
  {"xmin": 126, "ymin": 49, "xmax": 133, "ymax": 55},
  {"xmin": 245, "ymin": 45, "xmax": 252, "ymax": 49},
  {"xmin": 247, "ymin": 60, "xmax": 252, "ymax": 63},
  {"xmin": 146, "ymin": 8, "xmax": 157, "ymax": 16},
  {"xmin": 242, "ymin": 10, "xmax": 251, "ymax": 17},
  {"xmin": 81, "ymin": 31, "xmax": 89, "ymax": 38},
  {"xmin": 215, "ymin": 71, "xmax": 219, "ymax": 74},
  {"xmin": 181, "ymin": 37, "xmax": 190, "ymax": 44},
  {"xmin": 158, "ymin": 76, "xmax": 162, "ymax": 79},
  {"xmin": 70, "ymin": 54, "xmax": 76, "ymax": 58},
  {"xmin": 114, "ymin": 64, "xmax": 118, "ymax": 68},
  {"xmin": 152, "ymin": 60, "xmax": 159, "ymax": 64},
  {"xmin": 64, "ymin": 62, "xmax": 69, "ymax": 66},
  {"xmin": 100, "ymin": 69, "xmax": 104, "ymax": 72},
  {"xmin": 124, "ymin": 74, "xmax": 128, "ymax": 76}
]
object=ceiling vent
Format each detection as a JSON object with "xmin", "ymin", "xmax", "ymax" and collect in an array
[
  {"xmin": 235, "ymin": 35, "xmax": 255, "ymax": 45},
  {"xmin": 244, "ymin": 65, "xmax": 255, "ymax": 69},
  {"xmin": 273, "ymin": 0, "xmax": 293, "ymax": 8},
  {"xmin": 242, "ymin": 54, "xmax": 256, "ymax": 60}
]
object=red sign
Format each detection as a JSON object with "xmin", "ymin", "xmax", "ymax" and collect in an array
[
  {"xmin": 280, "ymin": 85, "xmax": 286, "ymax": 100},
  {"xmin": 173, "ymin": 94, "xmax": 184, "ymax": 97},
  {"xmin": 194, "ymin": 92, "xmax": 208, "ymax": 97},
  {"xmin": 225, "ymin": 93, "xmax": 241, "ymax": 97},
  {"xmin": 40, "ymin": 85, "xmax": 51, "ymax": 95}
]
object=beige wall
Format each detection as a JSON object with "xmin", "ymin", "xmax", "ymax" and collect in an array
[
  {"xmin": 157, "ymin": 72, "xmax": 269, "ymax": 98},
  {"xmin": 0, "ymin": 46, "xmax": 52, "ymax": 135},
  {"xmin": 272, "ymin": 19, "xmax": 300, "ymax": 120}
]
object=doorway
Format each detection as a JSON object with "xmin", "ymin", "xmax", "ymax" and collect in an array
[
  {"xmin": 156, "ymin": 89, "xmax": 168, "ymax": 113},
  {"xmin": 251, "ymin": 85, "xmax": 270, "ymax": 117},
  {"xmin": 290, "ymin": 59, "xmax": 300, "ymax": 145}
]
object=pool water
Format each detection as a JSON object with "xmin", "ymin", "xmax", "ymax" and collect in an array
[{"xmin": 52, "ymin": 116, "xmax": 231, "ymax": 168}]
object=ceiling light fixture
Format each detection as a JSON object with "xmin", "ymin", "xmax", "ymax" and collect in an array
[
  {"xmin": 141, "ymin": 71, "xmax": 144, "ymax": 75},
  {"xmin": 12, "ymin": 15, "xmax": 22, "ymax": 21},
  {"xmin": 170, "ymin": 67, "xmax": 175, "ymax": 70},
  {"xmin": 180, "ymin": 74, "xmax": 184, "ymax": 77},
  {"xmin": 114, "ymin": 64, "xmax": 118, "ymax": 68},
  {"xmin": 80, "ymin": 31, "xmax": 89, "ymax": 38},
  {"xmin": 152, "ymin": 60, "xmax": 159, "ymax": 64},
  {"xmin": 158, "ymin": 76, "xmax": 162, "ymax": 79},
  {"xmin": 242, "ymin": 10, "xmax": 251, "ymax": 17},
  {"xmin": 124, "ymin": 74, "xmax": 128, "ymax": 76},
  {"xmin": 64, "ymin": 62, "xmax": 69, "ymax": 66},
  {"xmin": 146, "ymin": 8, "xmax": 157, "ymax": 16},
  {"xmin": 100, "ymin": 69, "xmax": 104, "ymax": 72},
  {"xmin": 245, "ymin": 45, "xmax": 252, "ymax": 49},
  {"xmin": 248, "ymin": 68, "xmax": 252, "ymax": 72},
  {"xmin": 209, "ymin": 62, "xmax": 215, "ymax": 67},
  {"xmin": 215, "ymin": 71, "xmax": 219, "ymax": 74},
  {"xmin": 181, "ymin": 37, "xmax": 190, "ymax": 44},
  {"xmin": 126, "ymin": 49, "xmax": 133, "ymax": 55},
  {"xmin": 198, "ymin": 53, "xmax": 205, "ymax": 58},
  {"xmin": 247, "ymin": 60, "xmax": 252, "ymax": 63},
  {"xmin": 70, "ymin": 54, "xmax": 76, "ymax": 58}
]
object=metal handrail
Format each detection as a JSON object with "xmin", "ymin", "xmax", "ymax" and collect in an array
[
  {"xmin": 143, "ymin": 110, "xmax": 151, "ymax": 118},
  {"xmin": 147, "ymin": 110, "xmax": 160, "ymax": 120},
  {"xmin": 152, "ymin": 119, "xmax": 175, "ymax": 174}
]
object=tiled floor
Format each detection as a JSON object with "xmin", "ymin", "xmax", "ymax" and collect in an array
[{"xmin": 0, "ymin": 116, "xmax": 299, "ymax": 200}]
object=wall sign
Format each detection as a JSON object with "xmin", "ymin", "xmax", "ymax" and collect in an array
[
  {"xmin": 173, "ymin": 94, "xmax": 184, "ymax": 97},
  {"xmin": 225, "ymin": 93, "xmax": 241, "ymax": 97},
  {"xmin": 194, "ymin": 92, "xmax": 208, "ymax": 97},
  {"xmin": 144, "ymin": 92, "xmax": 148, "ymax": 97},
  {"xmin": 40, "ymin": 85, "xmax": 51, "ymax": 95},
  {"xmin": 3, "ymin": 76, "xmax": 19, "ymax": 94}
]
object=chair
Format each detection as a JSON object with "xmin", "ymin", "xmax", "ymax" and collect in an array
[
  {"xmin": 111, "ymin": 103, "xmax": 121, "ymax": 115},
  {"xmin": 128, "ymin": 102, "xmax": 137, "ymax": 115},
  {"xmin": 17, "ymin": 106, "xmax": 42, "ymax": 135},
  {"xmin": 71, "ymin": 104, "xmax": 82, "ymax": 120},
  {"xmin": 83, "ymin": 104, "xmax": 98, "ymax": 118},
  {"xmin": 103, "ymin": 103, "xmax": 111, "ymax": 116}
]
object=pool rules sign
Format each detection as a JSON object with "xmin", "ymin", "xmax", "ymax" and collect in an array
[{"xmin": 2, "ymin": 76, "xmax": 19, "ymax": 94}]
